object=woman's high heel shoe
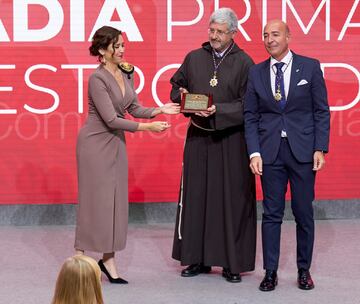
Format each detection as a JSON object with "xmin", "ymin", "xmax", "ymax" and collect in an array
[{"xmin": 98, "ymin": 259, "xmax": 128, "ymax": 284}]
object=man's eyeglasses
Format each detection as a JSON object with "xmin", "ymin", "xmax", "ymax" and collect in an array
[{"xmin": 208, "ymin": 28, "xmax": 232, "ymax": 37}]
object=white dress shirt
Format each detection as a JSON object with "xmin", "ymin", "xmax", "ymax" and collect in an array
[
  {"xmin": 270, "ymin": 50, "xmax": 293, "ymax": 99},
  {"xmin": 213, "ymin": 42, "xmax": 233, "ymax": 58}
]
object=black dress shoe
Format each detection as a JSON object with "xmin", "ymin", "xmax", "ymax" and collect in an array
[
  {"xmin": 181, "ymin": 263, "xmax": 211, "ymax": 277},
  {"xmin": 222, "ymin": 268, "xmax": 241, "ymax": 283},
  {"xmin": 98, "ymin": 260, "xmax": 128, "ymax": 284},
  {"xmin": 298, "ymin": 268, "xmax": 314, "ymax": 290},
  {"xmin": 259, "ymin": 270, "xmax": 278, "ymax": 291}
]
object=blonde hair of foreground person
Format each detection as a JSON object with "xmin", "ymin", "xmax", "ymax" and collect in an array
[{"xmin": 52, "ymin": 255, "xmax": 104, "ymax": 304}]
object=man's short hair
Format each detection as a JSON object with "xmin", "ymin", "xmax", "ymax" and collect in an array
[{"xmin": 209, "ymin": 8, "xmax": 238, "ymax": 32}]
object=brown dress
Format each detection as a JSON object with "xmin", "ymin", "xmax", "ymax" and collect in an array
[{"xmin": 75, "ymin": 64, "xmax": 154, "ymax": 253}]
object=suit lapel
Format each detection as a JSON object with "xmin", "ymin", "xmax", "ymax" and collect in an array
[
  {"xmin": 261, "ymin": 59, "xmax": 275, "ymax": 104},
  {"xmin": 286, "ymin": 53, "xmax": 303, "ymax": 106}
]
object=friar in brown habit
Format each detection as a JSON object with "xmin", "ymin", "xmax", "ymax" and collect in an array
[{"xmin": 170, "ymin": 7, "xmax": 257, "ymax": 283}]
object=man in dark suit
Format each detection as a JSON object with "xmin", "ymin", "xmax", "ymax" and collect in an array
[{"xmin": 244, "ymin": 20, "xmax": 330, "ymax": 291}]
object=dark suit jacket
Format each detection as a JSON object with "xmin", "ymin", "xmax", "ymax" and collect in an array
[{"xmin": 244, "ymin": 52, "xmax": 330, "ymax": 164}]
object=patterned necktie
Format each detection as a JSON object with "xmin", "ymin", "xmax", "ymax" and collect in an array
[{"xmin": 274, "ymin": 62, "xmax": 286, "ymax": 109}]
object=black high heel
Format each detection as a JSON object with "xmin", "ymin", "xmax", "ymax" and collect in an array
[{"xmin": 98, "ymin": 259, "xmax": 128, "ymax": 284}]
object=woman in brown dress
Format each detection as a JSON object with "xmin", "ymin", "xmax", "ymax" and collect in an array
[{"xmin": 74, "ymin": 26, "xmax": 179, "ymax": 284}]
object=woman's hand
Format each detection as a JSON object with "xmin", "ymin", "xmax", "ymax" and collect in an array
[
  {"xmin": 137, "ymin": 121, "xmax": 170, "ymax": 132},
  {"xmin": 161, "ymin": 103, "xmax": 181, "ymax": 114},
  {"xmin": 150, "ymin": 86, "xmax": 184, "ymax": 117},
  {"xmin": 149, "ymin": 121, "xmax": 171, "ymax": 132},
  {"xmin": 151, "ymin": 103, "xmax": 180, "ymax": 117},
  {"xmin": 138, "ymin": 121, "xmax": 170, "ymax": 132}
]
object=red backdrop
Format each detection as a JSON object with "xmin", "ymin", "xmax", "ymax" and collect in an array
[{"xmin": 0, "ymin": 0, "xmax": 359, "ymax": 204}]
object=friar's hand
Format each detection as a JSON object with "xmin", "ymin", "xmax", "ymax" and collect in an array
[
  {"xmin": 179, "ymin": 87, "xmax": 189, "ymax": 100},
  {"xmin": 194, "ymin": 105, "xmax": 216, "ymax": 117}
]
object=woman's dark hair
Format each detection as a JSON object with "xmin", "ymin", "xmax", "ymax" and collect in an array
[{"xmin": 89, "ymin": 26, "xmax": 122, "ymax": 61}]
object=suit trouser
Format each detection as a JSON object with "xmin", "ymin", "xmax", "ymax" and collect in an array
[{"xmin": 261, "ymin": 138, "xmax": 315, "ymax": 271}]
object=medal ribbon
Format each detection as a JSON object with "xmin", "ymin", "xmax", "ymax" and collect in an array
[
  {"xmin": 274, "ymin": 62, "xmax": 286, "ymax": 109},
  {"xmin": 210, "ymin": 42, "xmax": 235, "ymax": 87}
]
